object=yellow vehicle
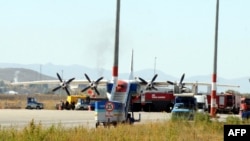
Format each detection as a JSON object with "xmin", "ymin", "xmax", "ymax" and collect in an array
[
  {"xmin": 56, "ymin": 94, "xmax": 108, "ymax": 110},
  {"xmin": 67, "ymin": 95, "xmax": 90, "ymax": 105},
  {"xmin": 56, "ymin": 95, "xmax": 90, "ymax": 110}
]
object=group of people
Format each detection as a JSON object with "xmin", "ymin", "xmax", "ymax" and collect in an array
[{"xmin": 58, "ymin": 100, "xmax": 75, "ymax": 110}]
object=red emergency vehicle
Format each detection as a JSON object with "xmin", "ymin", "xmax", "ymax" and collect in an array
[
  {"xmin": 207, "ymin": 92, "xmax": 241, "ymax": 114},
  {"xmin": 131, "ymin": 88, "xmax": 175, "ymax": 112}
]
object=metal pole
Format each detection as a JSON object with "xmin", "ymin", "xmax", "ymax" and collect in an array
[
  {"xmin": 210, "ymin": 0, "xmax": 219, "ymax": 117},
  {"xmin": 111, "ymin": 0, "xmax": 120, "ymax": 100},
  {"xmin": 61, "ymin": 70, "xmax": 63, "ymax": 80},
  {"xmin": 61, "ymin": 70, "xmax": 63, "ymax": 95},
  {"xmin": 113, "ymin": 0, "xmax": 120, "ymax": 79},
  {"xmin": 40, "ymin": 64, "xmax": 42, "ymax": 93},
  {"xmin": 154, "ymin": 57, "xmax": 157, "ymax": 75}
]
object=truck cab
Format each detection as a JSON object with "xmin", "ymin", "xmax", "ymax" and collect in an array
[
  {"xmin": 26, "ymin": 97, "xmax": 44, "ymax": 109},
  {"xmin": 194, "ymin": 94, "xmax": 208, "ymax": 113},
  {"xmin": 171, "ymin": 93, "xmax": 197, "ymax": 120},
  {"xmin": 75, "ymin": 98, "xmax": 95, "ymax": 110}
]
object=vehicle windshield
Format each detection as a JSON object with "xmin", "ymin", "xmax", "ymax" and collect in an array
[
  {"xmin": 78, "ymin": 98, "xmax": 90, "ymax": 104},
  {"xmin": 245, "ymin": 99, "xmax": 250, "ymax": 104},
  {"xmin": 174, "ymin": 103, "xmax": 185, "ymax": 109},
  {"xmin": 174, "ymin": 103, "xmax": 196, "ymax": 109}
]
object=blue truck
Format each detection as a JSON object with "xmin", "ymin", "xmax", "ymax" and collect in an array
[
  {"xmin": 74, "ymin": 98, "xmax": 96, "ymax": 110},
  {"xmin": 171, "ymin": 93, "xmax": 197, "ymax": 120},
  {"xmin": 26, "ymin": 97, "xmax": 44, "ymax": 109}
]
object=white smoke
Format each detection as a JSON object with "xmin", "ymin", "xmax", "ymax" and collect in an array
[{"xmin": 14, "ymin": 70, "xmax": 20, "ymax": 83}]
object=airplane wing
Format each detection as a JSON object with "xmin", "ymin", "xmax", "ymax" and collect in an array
[
  {"xmin": 11, "ymin": 80, "xmax": 60, "ymax": 86},
  {"xmin": 10, "ymin": 79, "xmax": 108, "ymax": 86},
  {"xmin": 183, "ymin": 82, "xmax": 240, "ymax": 88},
  {"xmin": 166, "ymin": 73, "xmax": 240, "ymax": 89}
]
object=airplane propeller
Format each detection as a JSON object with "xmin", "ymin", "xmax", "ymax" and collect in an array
[
  {"xmin": 138, "ymin": 74, "xmax": 158, "ymax": 91},
  {"xmin": 81, "ymin": 73, "xmax": 103, "ymax": 95},
  {"xmin": 167, "ymin": 73, "xmax": 186, "ymax": 91},
  {"xmin": 52, "ymin": 73, "xmax": 75, "ymax": 96}
]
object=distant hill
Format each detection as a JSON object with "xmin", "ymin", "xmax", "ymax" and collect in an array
[
  {"xmin": 0, "ymin": 68, "xmax": 56, "ymax": 82},
  {"xmin": 0, "ymin": 63, "xmax": 249, "ymax": 93}
]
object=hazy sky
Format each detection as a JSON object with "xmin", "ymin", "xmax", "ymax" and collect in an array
[{"xmin": 0, "ymin": 0, "xmax": 249, "ymax": 79}]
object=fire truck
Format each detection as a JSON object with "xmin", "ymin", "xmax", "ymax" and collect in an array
[
  {"xmin": 131, "ymin": 88, "xmax": 175, "ymax": 112},
  {"xmin": 207, "ymin": 92, "xmax": 241, "ymax": 114}
]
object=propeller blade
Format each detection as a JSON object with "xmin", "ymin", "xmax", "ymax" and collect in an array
[
  {"xmin": 53, "ymin": 72, "xmax": 74, "ymax": 95},
  {"xmin": 152, "ymin": 86, "xmax": 158, "ymax": 91},
  {"xmin": 94, "ymin": 87, "xmax": 100, "ymax": 95},
  {"xmin": 82, "ymin": 73, "xmax": 103, "ymax": 95},
  {"xmin": 65, "ymin": 87, "xmax": 70, "ymax": 96},
  {"xmin": 81, "ymin": 86, "xmax": 91, "ymax": 92},
  {"xmin": 56, "ymin": 73, "xmax": 63, "ymax": 82},
  {"xmin": 95, "ymin": 77, "xmax": 104, "ymax": 84},
  {"xmin": 139, "ymin": 74, "xmax": 159, "ymax": 91},
  {"xmin": 180, "ymin": 73, "xmax": 185, "ymax": 84},
  {"xmin": 181, "ymin": 83, "xmax": 186, "ymax": 88},
  {"xmin": 52, "ymin": 86, "xmax": 61, "ymax": 92},
  {"xmin": 151, "ymin": 74, "xmax": 158, "ymax": 82},
  {"xmin": 167, "ymin": 81, "xmax": 175, "ymax": 85},
  {"xmin": 66, "ymin": 77, "xmax": 75, "ymax": 84},
  {"xmin": 138, "ymin": 77, "xmax": 147, "ymax": 84},
  {"xmin": 84, "ymin": 73, "xmax": 91, "ymax": 83}
]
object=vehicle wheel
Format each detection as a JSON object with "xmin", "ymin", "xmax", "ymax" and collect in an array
[
  {"xmin": 166, "ymin": 103, "xmax": 174, "ymax": 113},
  {"xmin": 96, "ymin": 122, "xmax": 99, "ymax": 128},
  {"xmin": 113, "ymin": 122, "xmax": 117, "ymax": 127},
  {"xmin": 103, "ymin": 122, "xmax": 108, "ymax": 128},
  {"xmin": 233, "ymin": 107, "xmax": 239, "ymax": 114},
  {"xmin": 126, "ymin": 118, "xmax": 131, "ymax": 124}
]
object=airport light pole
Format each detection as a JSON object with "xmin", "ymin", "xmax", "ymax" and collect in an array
[
  {"xmin": 61, "ymin": 70, "xmax": 63, "ymax": 95},
  {"xmin": 154, "ymin": 57, "xmax": 157, "ymax": 75},
  {"xmin": 40, "ymin": 64, "xmax": 42, "ymax": 93},
  {"xmin": 40, "ymin": 64, "xmax": 42, "ymax": 81},
  {"xmin": 110, "ymin": 0, "xmax": 120, "ymax": 100},
  {"xmin": 249, "ymin": 79, "xmax": 250, "ymax": 93},
  {"xmin": 210, "ymin": 0, "xmax": 219, "ymax": 118},
  {"xmin": 61, "ymin": 70, "xmax": 63, "ymax": 80}
]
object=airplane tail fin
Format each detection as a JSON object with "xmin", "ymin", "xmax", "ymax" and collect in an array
[
  {"xmin": 124, "ymin": 49, "xmax": 134, "ymax": 102},
  {"xmin": 124, "ymin": 49, "xmax": 134, "ymax": 115}
]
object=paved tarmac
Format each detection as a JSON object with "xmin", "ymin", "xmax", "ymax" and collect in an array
[
  {"xmin": 0, "ymin": 109, "xmax": 240, "ymax": 129},
  {"xmin": 0, "ymin": 109, "xmax": 170, "ymax": 129}
]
